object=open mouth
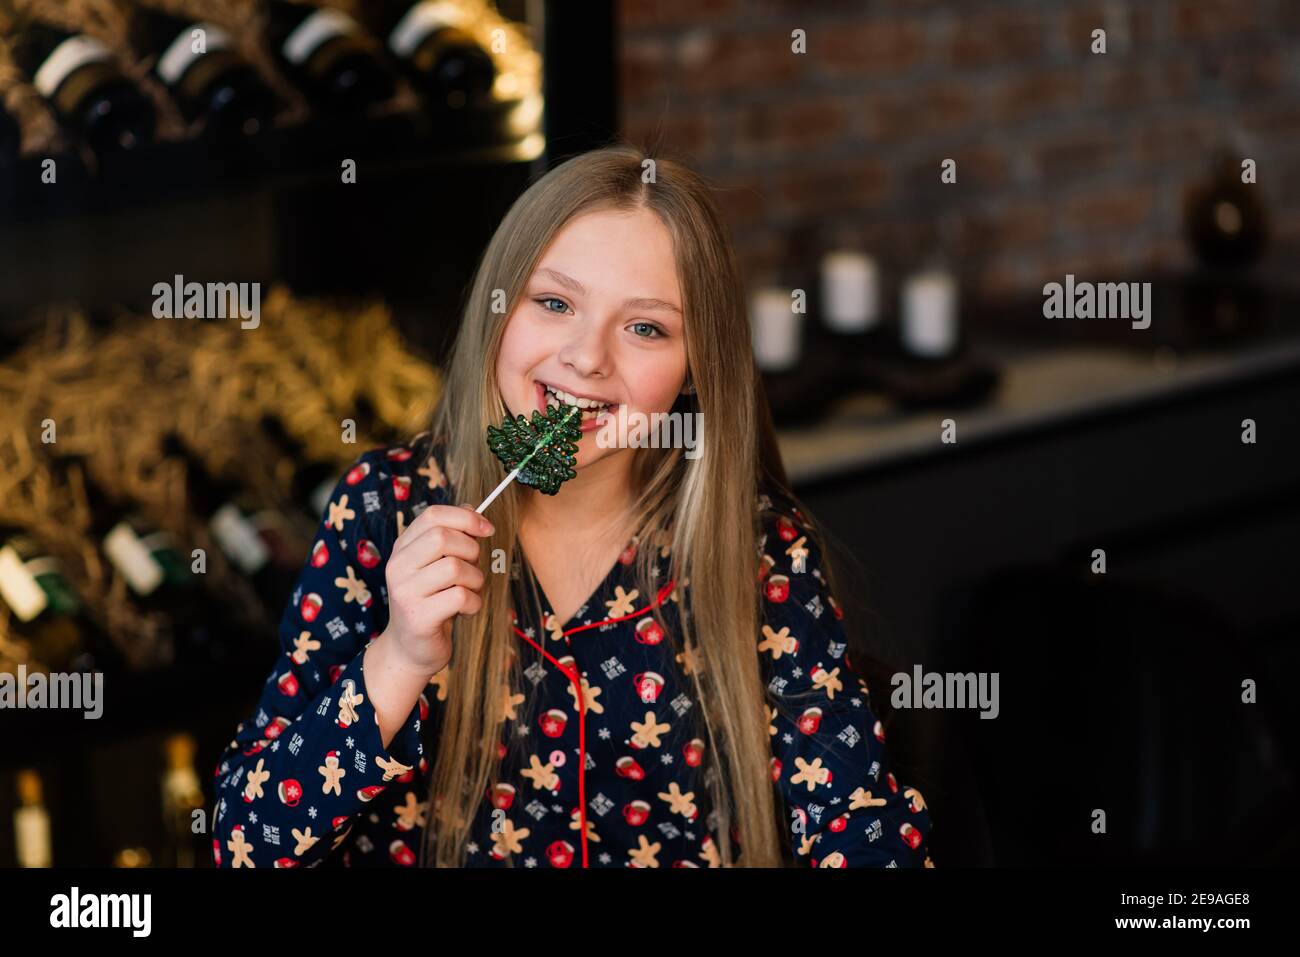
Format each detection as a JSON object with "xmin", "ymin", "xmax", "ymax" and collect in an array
[{"xmin": 535, "ymin": 380, "xmax": 618, "ymax": 425}]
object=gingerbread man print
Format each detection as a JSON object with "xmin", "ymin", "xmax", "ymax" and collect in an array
[
  {"xmin": 629, "ymin": 711, "xmax": 671, "ymax": 749},
  {"xmin": 292, "ymin": 827, "xmax": 319, "ymax": 857},
  {"xmin": 333, "ymin": 566, "xmax": 372, "ymax": 608},
  {"xmin": 790, "ymin": 756, "xmax": 832, "ymax": 792},
  {"xmin": 336, "ymin": 678, "xmax": 364, "ymax": 728},
  {"xmin": 243, "ymin": 758, "xmax": 270, "ymax": 803},
  {"xmin": 758, "ymin": 624, "xmax": 797, "ymax": 660},
  {"xmin": 326, "ymin": 494, "xmax": 355, "ymax": 533},
  {"xmin": 489, "ymin": 818, "xmax": 529, "ymax": 859},
  {"xmin": 520, "ymin": 754, "xmax": 560, "ymax": 792},
  {"xmin": 227, "ymin": 824, "xmax": 255, "ymax": 868},
  {"xmin": 319, "ymin": 750, "xmax": 346, "ymax": 796},
  {"xmin": 291, "ymin": 630, "xmax": 320, "ymax": 664},
  {"xmin": 606, "ymin": 585, "xmax": 639, "ymax": 618}
]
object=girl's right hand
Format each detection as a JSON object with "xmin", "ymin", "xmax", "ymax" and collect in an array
[{"xmin": 380, "ymin": 504, "xmax": 494, "ymax": 677}]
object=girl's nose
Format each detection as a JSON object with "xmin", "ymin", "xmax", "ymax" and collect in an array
[{"xmin": 557, "ymin": 325, "xmax": 612, "ymax": 377}]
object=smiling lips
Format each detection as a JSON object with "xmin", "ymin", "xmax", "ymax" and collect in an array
[{"xmin": 534, "ymin": 380, "xmax": 617, "ymax": 432}]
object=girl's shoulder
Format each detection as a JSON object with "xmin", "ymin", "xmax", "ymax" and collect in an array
[
  {"xmin": 756, "ymin": 475, "xmax": 820, "ymax": 550},
  {"xmin": 755, "ymin": 475, "xmax": 839, "ymax": 611},
  {"xmin": 367, "ymin": 430, "xmax": 452, "ymax": 498}
]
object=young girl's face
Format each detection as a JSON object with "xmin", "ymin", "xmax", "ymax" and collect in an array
[{"xmin": 495, "ymin": 206, "xmax": 688, "ymax": 472}]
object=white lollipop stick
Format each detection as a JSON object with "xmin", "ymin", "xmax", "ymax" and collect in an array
[{"xmin": 475, "ymin": 466, "xmax": 519, "ymax": 514}]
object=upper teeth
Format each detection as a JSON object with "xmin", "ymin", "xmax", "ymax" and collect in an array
[{"xmin": 545, "ymin": 384, "xmax": 610, "ymax": 409}]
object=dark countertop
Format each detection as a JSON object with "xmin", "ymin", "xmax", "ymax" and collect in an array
[{"xmin": 777, "ymin": 273, "xmax": 1300, "ymax": 485}]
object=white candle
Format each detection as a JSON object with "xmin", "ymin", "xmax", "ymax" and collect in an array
[
  {"xmin": 901, "ymin": 269, "xmax": 959, "ymax": 357},
  {"xmin": 820, "ymin": 250, "xmax": 879, "ymax": 332},
  {"xmin": 750, "ymin": 287, "xmax": 802, "ymax": 371}
]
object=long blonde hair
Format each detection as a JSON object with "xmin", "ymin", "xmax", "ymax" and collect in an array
[{"xmin": 416, "ymin": 143, "xmax": 820, "ymax": 867}]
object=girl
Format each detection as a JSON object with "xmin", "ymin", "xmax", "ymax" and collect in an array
[{"xmin": 211, "ymin": 144, "xmax": 934, "ymax": 868}]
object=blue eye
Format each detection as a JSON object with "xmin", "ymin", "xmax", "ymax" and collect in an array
[
  {"xmin": 631, "ymin": 321, "xmax": 664, "ymax": 339},
  {"xmin": 536, "ymin": 297, "xmax": 570, "ymax": 314}
]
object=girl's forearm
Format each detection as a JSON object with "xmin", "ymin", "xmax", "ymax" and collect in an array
[{"xmin": 363, "ymin": 632, "xmax": 437, "ymax": 750}]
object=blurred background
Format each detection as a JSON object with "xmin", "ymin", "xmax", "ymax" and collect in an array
[{"xmin": 0, "ymin": 0, "xmax": 1296, "ymax": 868}]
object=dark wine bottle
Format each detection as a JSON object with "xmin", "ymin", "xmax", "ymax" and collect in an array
[
  {"xmin": 259, "ymin": 414, "xmax": 341, "ymax": 520},
  {"xmin": 48, "ymin": 451, "xmax": 236, "ymax": 667},
  {"xmin": 0, "ymin": 523, "xmax": 120, "ymax": 674},
  {"xmin": 14, "ymin": 770, "xmax": 53, "ymax": 868},
  {"xmin": 160, "ymin": 433, "xmax": 301, "ymax": 618},
  {"xmin": 374, "ymin": 0, "xmax": 495, "ymax": 109},
  {"xmin": 54, "ymin": 453, "xmax": 185, "ymax": 599},
  {"xmin": 160, "ymin": 733, "xmax": 205, "ymax": 868},
  {"xmin": 127, "ymin": 7, "xmax": 277, "ymax": 139},
  {"xmin": 266, "ymin": 1, "xmax": 395, "ymax": 114},
  {"xmin": 8, "ymin": 21, "xmax": 156, "ymax": 155}
]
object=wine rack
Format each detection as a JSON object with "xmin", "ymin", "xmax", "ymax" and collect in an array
[{"xmin": 0, "ymin": 287, "xmax": 442, "ymax": 866}]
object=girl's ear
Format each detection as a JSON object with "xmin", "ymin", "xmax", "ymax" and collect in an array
[{"xmin": 680, "ymin": 376, "xmax": 695, "ymax": 395}]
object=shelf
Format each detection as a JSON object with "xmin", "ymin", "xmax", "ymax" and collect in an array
[{"xmin": 0, "ymin": 97, "xmax": 543, "ymax": 226}]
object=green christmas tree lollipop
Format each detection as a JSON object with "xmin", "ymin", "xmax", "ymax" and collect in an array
[{"xmin": 476, "ymin": 403, "xmax": 583, "ymax": 512}]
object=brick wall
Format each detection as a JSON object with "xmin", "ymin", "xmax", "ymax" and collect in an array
[{"xmin": 617, "ymin": 0, "xmax": 1300, "ymax": 306}]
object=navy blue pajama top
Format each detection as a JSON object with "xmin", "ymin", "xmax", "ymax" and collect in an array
[{"xmin": 211, "ymin": 435, "xmax": 935, "ymax": 868}]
